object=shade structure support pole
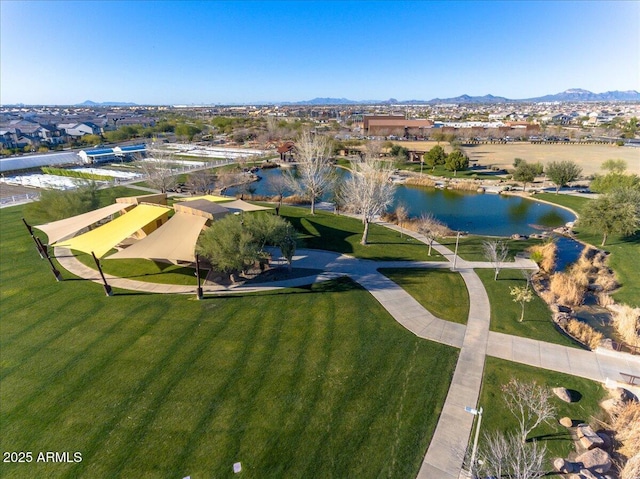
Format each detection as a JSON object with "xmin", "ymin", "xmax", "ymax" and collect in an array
[
  {"xmin": 22, "ymin": 218, "xmax": 45, "ymax": 259},
  {"xmin": 195, "ymin": 254, "xmax": 204, "ymax": 300},
  {"xmin": 92, "ymin": 251, "xmax": 112, "ymax": 296},
  {"xmin": 23, "ymin": 218, "xmax": 62, "ymax": 281}
]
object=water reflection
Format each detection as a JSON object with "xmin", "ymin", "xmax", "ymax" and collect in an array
[{"xmin": 226, "ymin": 167, "xmax": 576, "ymax": 236}]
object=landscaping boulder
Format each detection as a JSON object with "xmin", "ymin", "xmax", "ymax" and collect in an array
[
  {"xmin": 554, "ymin": 387, "xmax": 573, "ymax": 403},
  {"xmin": 560, "ymin": 416, "xmax": 573, "ymax": 427},
  {"xmin": 554, "ymin": 457, "xmax": 576, "ymax": 473},
  {"xmin": 578, "ymin": 469, "xmax": 602, "ymax": 479},
  {"xmin": 575, "ymin": 448, "xmax": 612, "ymax": 474},
  {"xmin": 577, "ymin": 423, "xmax": 605, "ymax": 450}
]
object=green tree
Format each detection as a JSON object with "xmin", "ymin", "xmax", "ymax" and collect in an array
[
  {"xmin": 103, "ymin": 129, "xmax": 129, "ymax": 142},
  {"xmin": 25, "ymin": 182, "xmax": 100, "ymax": 224},
  {"xmin": 79, "ymin": 134, "xmax": 102, "ymax": 146},
  {"xmin": 276, "ymin": 223, "xmax": 297, "ymax": 271},
  {"xmin": 601, "ymin": 159, "xmax": 627, "ymax": 173},
  {"xmin": 545, "ymin": 160, "xmax": 582, "ymax": 194},
  {"xmin": 389, "ymin": 144, "xmax": 410, "ymax": 161},
  {"xmin": 196, "ymin": 212, "xmax": 295, "ymax": 280},
  {"xmin": 510, "ymin": 285, "xmax": 534, "ymax": 322},
  {"xmin": 175, "ymin": 123, "xmax": 202, "ymax": 141},
  {"xmin": 244, "ymin": 212, "xmax": 290, "ymax": 250},
  {"xmin": 512, "ymin": 161, "xmax": 541, "ymax": 191},
  {"xmin": 423, "ymin": 145, "xmax": 447, "ymax": 170},
  {"xmin": 444, "ymin": 149, "xmax": 469, "ymax": 175},
  {"xmin": 579, "ymin": 188, "xmax": 640, "ymax": 246},
  {"xmin": 621, "ymin": 117, "xmax": 638, "ymax": 138},
  {"xmin": 590, "ymin": 172, "xmax": 640, "ymax": 193},
  {"xmin": 196, "ymin": 214, "xmax": 261, "ymax": 281}
]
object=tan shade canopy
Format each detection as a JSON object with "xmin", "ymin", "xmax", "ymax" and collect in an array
[
  {"xmin": 180, "ymin": 194, "xmax": 233, "ymax": 203},
  {"xmin": 107, "ymin": 212, "xmax": 207, "ymax": 263},
  {"xmin": 221, "ymin": 199, "xmax": 274, "ymax": 213},
  {"xmin": 54, "ymin": 204, "xmax": 170, "ymax": 258},
  {"xmin": 173, "ymin": 200, "xmax": 230, "ymax": 220},
  {"xmin": 116, "ymin": 193, "xmax": 167, "ymax": 205},
  {"xmin": 34, "ymin": 203, "xmax": 129, "ymax": 244}
]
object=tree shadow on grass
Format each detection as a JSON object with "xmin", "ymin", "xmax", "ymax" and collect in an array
[
  {"xmin": 201, "ymin": 276, "xmax": 362, "ymax": 299},
  {"xmin": 527, "ymin": 431, "xmax": 572, "ymax": 442},
  {"xmin": 300, "ymin": 219, "xmax": 355, "ymax": 254}
]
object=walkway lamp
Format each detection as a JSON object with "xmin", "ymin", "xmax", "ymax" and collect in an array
[
  {"xmin": 464, "ymin": 405, "xmax": 483, "ymax": 478},
  {"xmin": 452, "ymin": 231, "xmax": 461, "ymax": 270}
]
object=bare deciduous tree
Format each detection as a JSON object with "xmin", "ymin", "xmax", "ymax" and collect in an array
[
  {"xmin": 395, "ymin": 203, "xmax": 408, "ymax": 238},
  {"xmin": 268, "ymin": 174, "xmax": 289, "ymax": 215},
  {"xmin": 483, "ymin": 239, "xmax": 509, "ymax": 280},
  {"xmin": 138, "ymin": 149, "xmax": 179, "ymax": 193},
  {"xmin": 501, "ymin": 378, "xmax": 556, "ymax": 444},
  {"xmin": 417, "ymin": 213, "xmax": 450, "ymax": 256},
  {"xmin": 341, "ymin": 153, "xmax": 396, "ymax": 245},
  {"xmin": 284, "ymin": 130, "xmax": 335, "ymax": 215},
  {"xmin": 478, "ymin": 431, "xmax": 546, "ymax": 479},
  {"xmin": 187, "ymin": 169, "xmax": 214, "ymax": 195}
]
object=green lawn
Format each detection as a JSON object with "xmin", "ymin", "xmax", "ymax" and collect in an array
[
  {"xmin": 379, "ymin": 268, "xmax": 469, "ymax": 325},
  {"xmin": 73, "ymin": 252, "xmax": 201, "ymax": 285},
  {"xmin": 280, "ymin": 205, "xmax": 445, "ymax": 261},
  {"xmin": 479, "ymin": 357, "xmax": 608, "ymax": 460},
  {"xmin": 395, "ymin": 162, "xmax": 505, "ymax": 179},
  {"xmin": 476, "ymin": 269, "xmax": 580, "ymax": 348},
  {"xmin": 534, "ymin": 193, "xmax": 589, "ymax": 216},
  {"xmin": 438, "ymin": 235, "xmax": 542, "ymax": 262},
  {"xmin": 1, "ymin": 205, "xmax": 458, "ymax": 478},
  {"xmin": 533, "ymin": 194, "xmax": 639, "ymax": 308}
]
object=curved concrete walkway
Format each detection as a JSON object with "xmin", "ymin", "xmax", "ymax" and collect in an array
[{"xmin": 52, "ymin": 225, "xmax": 639, "ymax": 479}]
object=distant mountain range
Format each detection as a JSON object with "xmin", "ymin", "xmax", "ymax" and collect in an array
[
  {"xmin": 288, "ymin": 89, "xmax": 640, "ymax": 105},
  {"xmin": 20, "ymin": 89, "xmax": 639, "ymax": 108},
  {"xmin": 77, "ymin": 100, "xmax": 138, "ymax": 107}
]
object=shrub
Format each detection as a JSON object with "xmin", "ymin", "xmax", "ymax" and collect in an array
[
  {"xmin": 595, "ymin": 292, "xmax": 614, "ymax": 307},
  {"xmin": 620, "ymin": 454, "xmax": 640, "ymax": 479},
  {"xmin": 594, "ymin": 272, "xmax": 619, "ymax": 292},
  {"xmin": 528, "ymin": 241, "xmax": 556, "ymax": 274},
  {"xmin": 611, "ymin": 304, "xmax": 640, "ymax": 346},
  {"xmin": 567, "ymin": 263, "xmax": 590, "ymax": 289},
  {"xmin": 404, "ymin": 177, "xmax": 436, "ymax": 187},
  {"xmin": 549, "ymin": 272, "xmax": 586, "ymax": 307},
  {"xmin": 611, "ymin": 401, "xmax": 640, "ymax": 461},
  {"xmin": 565, "ymin": 319, "xmax": 603, "ymax": 349}
]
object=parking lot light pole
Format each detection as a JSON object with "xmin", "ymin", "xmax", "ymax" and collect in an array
[{"xmin": 465, "ymin": 406, "xmax": 483, "ymax": 478}]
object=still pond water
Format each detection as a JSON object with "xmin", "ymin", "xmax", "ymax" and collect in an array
[{"xmin": 226, "ymin": 167, "xmax": 576, "ymax": 237}]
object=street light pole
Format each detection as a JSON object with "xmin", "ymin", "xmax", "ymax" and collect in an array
[
  {"xmin": 452, "ymin": 231, "xmax": 460, "ymax": 270},
  {"xmin": 465, "ymin": 406, "xmax": 483, "ymax": 478}
]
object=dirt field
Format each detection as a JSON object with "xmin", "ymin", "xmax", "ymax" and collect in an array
[
  {"xmin": 396, "ymin": 141, "xmax": 639, "ymax": 177},
  {"xmin": 0, "ymin": 182, "xmax": 40, "ymax": 199}
]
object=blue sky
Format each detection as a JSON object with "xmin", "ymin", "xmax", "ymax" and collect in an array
[{"xmin": 1, "ymin": 1, "xmax": 638, "ymax": 105}]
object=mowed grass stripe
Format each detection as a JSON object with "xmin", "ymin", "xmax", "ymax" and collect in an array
[
  {"xmin": 2, "ymin": 204, "xmax": 458, "ymax": 478},
  {"xmin": 0, "ymin": 293, "xmax": 120, "ymax": 379},
  {"xmin": 173, "ymin": 300, "xmax": 293, "ymax": 478},
  {"xmin": 3, "ymin": 301, "xmax": 171, "ymax": 449},
  {"xmin": 88, "ymin": 304, "xmax": 240, "ymax": 478}
]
